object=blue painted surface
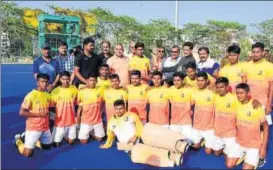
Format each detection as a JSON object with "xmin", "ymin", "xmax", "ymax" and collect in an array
[{"xmin": 1, "ymin": 64, "xmax": 273, "ymax": 169}]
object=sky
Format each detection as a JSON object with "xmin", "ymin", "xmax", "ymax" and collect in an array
[{"xmin": 15, "ymin": 1, "xmax": 273, "ymax": 33}]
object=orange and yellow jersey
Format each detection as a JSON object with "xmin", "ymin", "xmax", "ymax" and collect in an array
[
  {"xmin": 218, "ymin": 62, "xmax": 246, "ymax": 93},
  {"xmin": 104, "ymin": 112, "xmax": 143, "ymax": 148},
  {"xmin": 214, "ymin": 93, "xmax": 237, "ymax": 138},
  {"xmin": 21, "ymin": 89, "xmax": 51, "ymax": 131},
  {"xmin": 245, "ymin": 60, "xmax": 273, "ymax": 105},
  {"xmin": 103, "ymin": 87, "xmax": 127, "ymax": 120},
  {"xmin": 129, "ymin": 56, "xmax": 150, "ymax": 84},
  {"xmin": 183, "ymin": 74, "xmax": 214, "ymax": 89},
  {"xmin": 191, "ymin": 88, "xmax": 215, "ymax": 130},
  {"xmin": 96, "ymin": 77, "xmax": 111, "ymax": 89},
  {"xmin": 77, "ymin": 87, "xmax": 104, "ymax": 125},
  {"xmin": 168, "ymin": 86, "xmax": 192, "ymax": 125},
  {"xmin": 127, "ymin": 84, "xmax": 149, "ymax": 122},
  {"xmin": 236, "ymin": 100, "xmax": 266, "ymax": 148},
  {"xmin": 51, "ymin": 85, "xmax": 78, "ymax": 127},
  {"xmin": 146, "ymin": 86, "xmax": 169, "ymax": 125}
]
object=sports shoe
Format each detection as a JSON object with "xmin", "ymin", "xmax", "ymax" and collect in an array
[
  {"xmin": 169, "ymin": 151, "xmax": 183, "ymax": 166},
  {"xmin": 20, "ymin": 132, "xmax": 25, "ymax": 143},
  {"xmin": 258, "ymin": 158, "xmax": 266, "ymax": 168},
  {"xmin": 14, "ymin": 134, "xmax": 21, "ymax": 150}
]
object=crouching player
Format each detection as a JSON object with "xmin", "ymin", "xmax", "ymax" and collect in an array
[
  {"xmin": 168, "ymin": 72, "xmax": 193, "ymax": 141},
  {"xmin": 14, "ymin": 73, "xmax": 52, "ymax": 157},
  {"xmin": 51, "ymin": 71, "xmax": 78, "ymax": 147},
  {"xmin": 226, "ymin": 83, "xmax": 269, "ymax": 169},
  {"xmin": 100, "ymin": 99, "xmax": 142, "ymax": 149},
  {"xmin": 77, "ymin": 73, "xmax": 105, "ymax": 144},
  {"xmin": 100, "ymin": 99, "xmax": 183, "ymax": 167},
  {"xmin": 190, "ymin": 71, "xmax": 215, "ymax": 154},
  {"xmin": 213, "ymin": 77, "xmax": 238, "ymax": 157}
]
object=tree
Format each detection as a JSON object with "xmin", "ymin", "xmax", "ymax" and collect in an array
[
  {"xmin": 49, "ymin": 5, "xmax": 98, "ymax": 36},
  {"xmin": 181, "ymin": 23, "xmax": 212, "ymax": 46},
  {"xmin": 0, "ymin": 2, "xmax": 38, "ymax": 58},
  {"xmin": 252, "ymin": 19, "xmax": 273, "ymax": 51}
]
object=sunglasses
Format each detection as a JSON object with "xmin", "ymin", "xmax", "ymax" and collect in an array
[
  {"xmin": 171, "ymin": 51, "xmax": 178, "ymax": 53},
  {"xmin": 158, "ymin": 50, "xmax": 165, "ymax": 53}
]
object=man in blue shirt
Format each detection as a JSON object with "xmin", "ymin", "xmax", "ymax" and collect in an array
[
  {"xmin": 197, "ymin": 47, "xmax": 219, "ymax": 77},
  {"xmin": 33, "ymin": 44, "xmax": 60, "ymax": 92}
]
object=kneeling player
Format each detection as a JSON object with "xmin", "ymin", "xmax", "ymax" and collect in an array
[
  {"xmin": 226, "ymin": 83, "xmax": 269, "ymax": 169},
  {"xmin": 168, "ymin": 72, "xmax": 193, "ymax": 141},
  {"xmin": 77, "ymin": 74, "xmax": 105, "ymax": 144},
  {"xmin": 100, "ymin": 99, "xmax": 143, "ymax": 149},
  {"xmin": 191, "ymin": 72, "xmax": 215, "ymax": 154},
  {"xmin": 213, "ymin": 77, "xmax": 238, "ymax": 156},
  {"xmin": 51, "ymin": 71, "xmax": 78, "ymax": 147},
  {"xmin": 14, "ymin": 73, "xmax": 52, "ymax": 157}
]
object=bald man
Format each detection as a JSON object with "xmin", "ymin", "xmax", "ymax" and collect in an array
[{"xmin": 107, "ymin": 44, "xmax": 130, "ymax": 87}]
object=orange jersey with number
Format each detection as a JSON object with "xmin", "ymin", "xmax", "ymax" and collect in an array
[
  {"xmin": 21, "ymin": 89, "xmax": 51, "ymax": 131},
  {"xmin": 214, "ymin": 93, "xmax": 237, "ymax": 138},
  {"xmin": 127, "ymin": 84, "xmax": 148, "ymax": 122},
  {"xmin": 77, "ymin": 87, "xmax": 104, "ymax": 125},
  {"xmin": 191, "ymin": 88, "xmax": 215, "ymax": 130},
  {"xmin": 168, "ymin": 86, "xmax": 192, "ymax": 125},
  {"xmin": 245, "ymin": 60, "xmax": 273, "ymax": 105},
  {"xmin": 51, "ymin": 85, "xmax": 78, "ymax": 127},
  {"xmin": 236, "ymin": 100, "xmax": 266, "ymax": 148},
  {"xmin": 146, "ymin": 87, "xmax": 169, "ymax": 125},
  {"xmin": 103, "ymin": 88, "xmax": 127, "ymax": 120}
]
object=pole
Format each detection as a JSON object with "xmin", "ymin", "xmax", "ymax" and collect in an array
[{"xmin": 175, "ymin": 0, "xmax": 179, "ymax": 45}]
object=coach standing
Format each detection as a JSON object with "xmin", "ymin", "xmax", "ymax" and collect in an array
[
  {"xmin": 33, "ymin": 44, "xmax": 60, "ymax": 92},
  {"xmin": 74, "ymin": 37, "xmax": 102, "ymax": 88}
]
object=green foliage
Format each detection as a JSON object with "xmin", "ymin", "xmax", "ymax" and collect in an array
[
  {"xmin": 252, "ymin": 19, "xmax": 273, "ymax": 51},
  {"xmin": 1, "ymin": 1, "xmax": 272, "ymax": 61}
]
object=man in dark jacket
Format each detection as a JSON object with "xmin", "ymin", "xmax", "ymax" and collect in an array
[{"xmin": 162, "ymin": 42, "xmax": 196, "ymax": 79}]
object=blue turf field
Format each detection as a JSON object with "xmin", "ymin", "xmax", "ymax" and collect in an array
[{"xmin": 1, "ymin": 64, "xmax": 273, "ymax": 169}]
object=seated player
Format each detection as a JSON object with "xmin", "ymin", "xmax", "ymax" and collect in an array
[
  {"xmin": 96, "ymin": 64, "xmax": 111, "ymax": 89},
  {"xmin": 14, "ymin": 73, "xmax": 52, "ymax": 157},
  {"xmin": 146, "ymin": 71, "xmax": 170, "ymax": 128},
  {"xmin": 168, "ymin": 72, "xmax": 193, "ymax": 141},
  {"xmin": 100, "ymin": 100, "xmax": 186, "ymax": 168},
  {"xmin": 184, "ymin": 63, "xmax": 215, "ymax": 90},
  {"xmin": 77, "ymin": 73, "xmax": 105, "ymax": 144},
  {"xmin": 103, "ymin": 74, "xmax": 127, "ymax": 120},
  {"xmin": 213, "ymin": 77, "xmax": 238, "ymax": 157},
  {"xmin": 100, "ymin": 99, "xmax": 143, "ymax": 149},
  {"xmin": 191, "ymin": 71, "xmax": 215, "ymax": 154},
  {"xmin": 51, "ymin": 71, "xmax": 78, "ymax": 147},
  {"xmin": 127, "ymin": 70, "xmax": 149, "ymax": 124},
  {"xmin": 226, "ymin": 83, "xmax": 269, "ymax": 169}
]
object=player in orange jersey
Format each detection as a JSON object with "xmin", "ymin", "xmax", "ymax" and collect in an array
[
  {"xmin": 226, "ymin": 83, "xmax": 269, "ymax": 169},
  {"xmin": 191, "ymin": 71, "xmax": 215, "ymax": 154},
  {"xmin": 14, "ymin": 73, "xmax": 52, "ymax": 157},
  {"xmin": 51, "ymin": 71, "xmax": 78, "ymax": 147},
  {"xmin": 146, "ymin": 71, "xmax": 169, "ymax": 127},
  {"xmin": 77, "ymin": 73, "xmax": 105, "ymax": 144},
  {"xmin": 127, "ymin": 70, "xmax": 149, "ymax": 123}
]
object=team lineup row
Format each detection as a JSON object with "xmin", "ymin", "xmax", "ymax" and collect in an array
[
  {"xmin": 14, "ymin": 41, "xmax": 272, "ymax": 170},
  {"xmin": 15, "ymin": 69, "xmax": 269, "ymax": 169}
]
